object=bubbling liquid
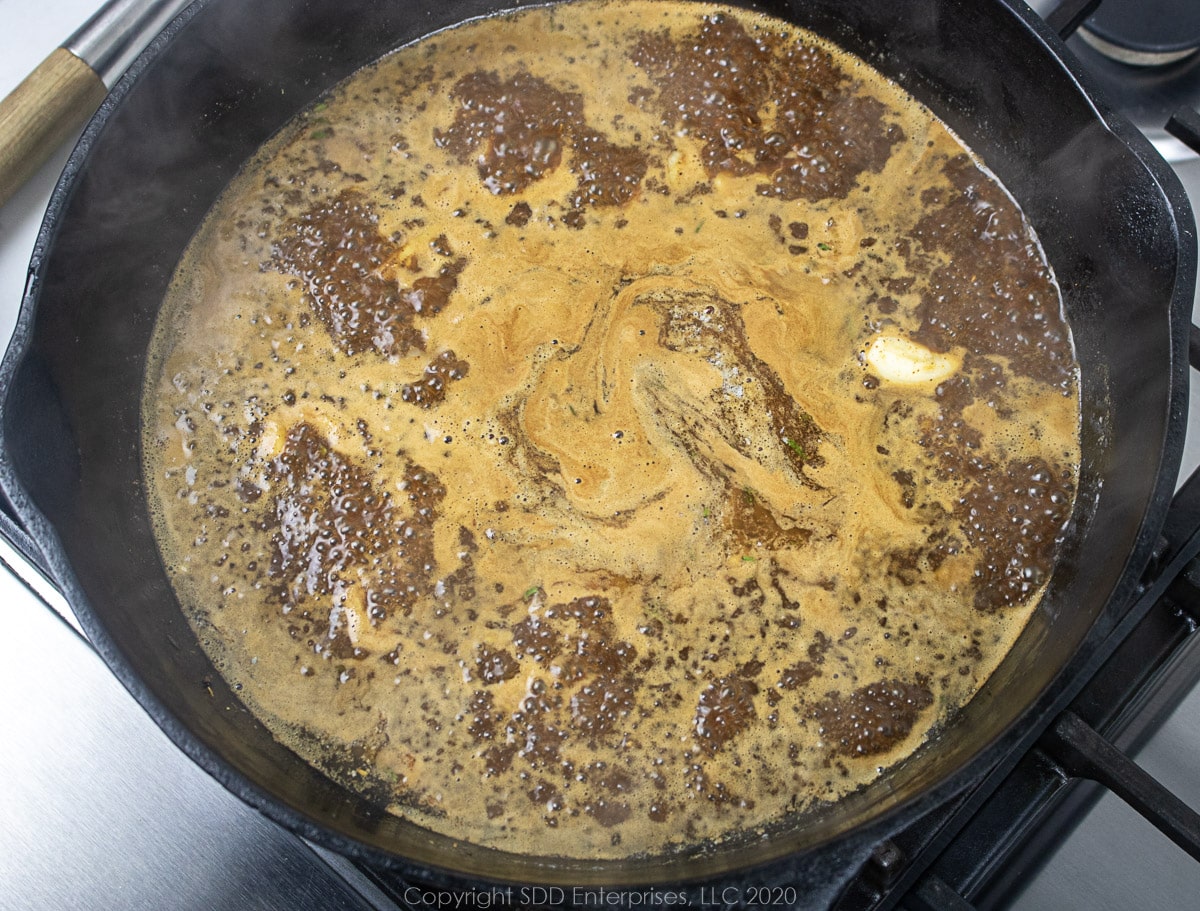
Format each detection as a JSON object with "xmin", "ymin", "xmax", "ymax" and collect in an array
[{"xmin": 143, "ymin": 1, "xmax": 1080, "ymax": 859}]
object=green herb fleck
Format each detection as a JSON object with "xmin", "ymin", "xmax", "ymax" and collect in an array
[
  {"xmin": 312, "ymin": 101, "xmax": 328, "ymax": 112},
  {"xmin": 742, "ymin": 486, "xmax": 756, "ymax": 506},
  {"xmin": 742, "ymin": 555, "xmax": 758, "ymax": 562},
  {"xmin": 694, "ymin": 219, "xmax": 706, "ymax": 233},
  {"xmin": 567, "ymin": 404, "xmax": 578, "ymax": 417},
  {"xmin": 817, "ymin": 242, "xmax": 832, "ymax": 251},
  {"xmin": 524, "ymin": 585, "xmax": 540, "ymax": 600},
  {"xmin": 310, "ymin": 127, "xmax": 333, "ymax": 140},
  {"xmin": 784, "ymin": 437, "xmax": 807, "ymax": 461}
]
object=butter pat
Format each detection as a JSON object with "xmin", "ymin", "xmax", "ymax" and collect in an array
[{"xmin": 864, "ymin": 334, "xmax": 961, "ymax": 385}]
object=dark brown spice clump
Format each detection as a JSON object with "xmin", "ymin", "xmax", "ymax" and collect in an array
[
  {"xmin": 267, "ymin": 423, "xmax": 446, "ymax": 628},
  {"xmin": 955, "ymin": 458, "xmax": 1074, "ymax": 612},
  {"xmin": 812, "ymin": 678, "xmax": 933, "ymax": 757},
  {"xmin": 436, "ymin": 70, "xmax": 648, "ymax": 209},
  {"xmin": 475, "ymin": 646, "xmax": 520, "ymax": 684},
  {"xmin": 631, "ymin": 14, "xmax": 903, "ymax": 201},
  {"xmin": 274, "ymin": 189, "xmax": 467, "ymax": 358},
  {"xmin": 269, "ymin": 422, "xmax": 398, "ymax": 606},
  {"xmin": 400, "ymin": 349, "xmax": 470, "ymax": 408},
  {"xmin": 694, "ymin": 675, "xmax": 758, "ymax": 754},
  {"xmin": 909, "ymin": 154, "xmax": 1072, "ymax": 388}
]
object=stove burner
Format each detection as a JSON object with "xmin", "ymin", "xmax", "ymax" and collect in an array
[
  {"xmin": 1081, "ymin": 0, "xmax": 1200, "ymax": 67},
  {"xmin": 1043, "ymin": 0, "xmax": 1200, "ymax": 161}
]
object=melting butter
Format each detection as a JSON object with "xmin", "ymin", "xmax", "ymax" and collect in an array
[{"xmin": 865, "ymin": 334, "xmax": 963, "ymax": 386}]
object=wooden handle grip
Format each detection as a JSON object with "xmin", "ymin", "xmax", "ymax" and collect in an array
[{"xmin": 0, "ymin": 47, "xmax": 108, "ymax": 208}]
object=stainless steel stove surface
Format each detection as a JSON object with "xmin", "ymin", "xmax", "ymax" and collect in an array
[{"xmin": 2, "ymin": 2, "xmax": 1200, "ymax": 909}]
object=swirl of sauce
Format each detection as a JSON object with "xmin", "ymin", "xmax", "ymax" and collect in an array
[{"xmin": 144, "ymin": 1, "xmax": 1080, "ymax": 860}]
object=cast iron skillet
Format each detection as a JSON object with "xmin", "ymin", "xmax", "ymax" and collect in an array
[{"xmin": 0, "ymin": 0, "xmax": 1194, "ymax": 903}]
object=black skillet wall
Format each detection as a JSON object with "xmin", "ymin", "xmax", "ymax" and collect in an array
[{"xmin": 1, "ymin": 0, "xmax": 1191, "ymax": 891}]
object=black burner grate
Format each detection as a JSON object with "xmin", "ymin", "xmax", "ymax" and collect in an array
[{"xmin": 834, "ymin": 465, "xmax": 1200, "ymax": 908}]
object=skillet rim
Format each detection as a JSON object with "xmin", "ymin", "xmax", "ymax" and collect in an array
[{"xmin": 0, "ymin": 0, "xmax": 1194, "ymax": 895}]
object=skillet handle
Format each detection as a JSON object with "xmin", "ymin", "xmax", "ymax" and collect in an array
[
  {"xmin": 0, "ymin": 47, "xmax": 107, "ymax": 209},
  {"xmin": 0, "ymin": 0, "xmax": 196, "ymax": 209}
]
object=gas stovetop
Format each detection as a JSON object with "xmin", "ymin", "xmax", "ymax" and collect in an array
[{"xmin": 3, "ymin": 2, "xmax": 1200, "ymax": 909}]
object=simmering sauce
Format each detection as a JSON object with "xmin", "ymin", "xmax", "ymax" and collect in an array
[{"xmin": 143, "ymin": 1, "xmax": 1080, "ymax": 859}]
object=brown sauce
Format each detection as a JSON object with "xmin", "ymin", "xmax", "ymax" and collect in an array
[{"xmin": 142, "ymin": 1, "xmax": 1080, "ymax": 859}]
